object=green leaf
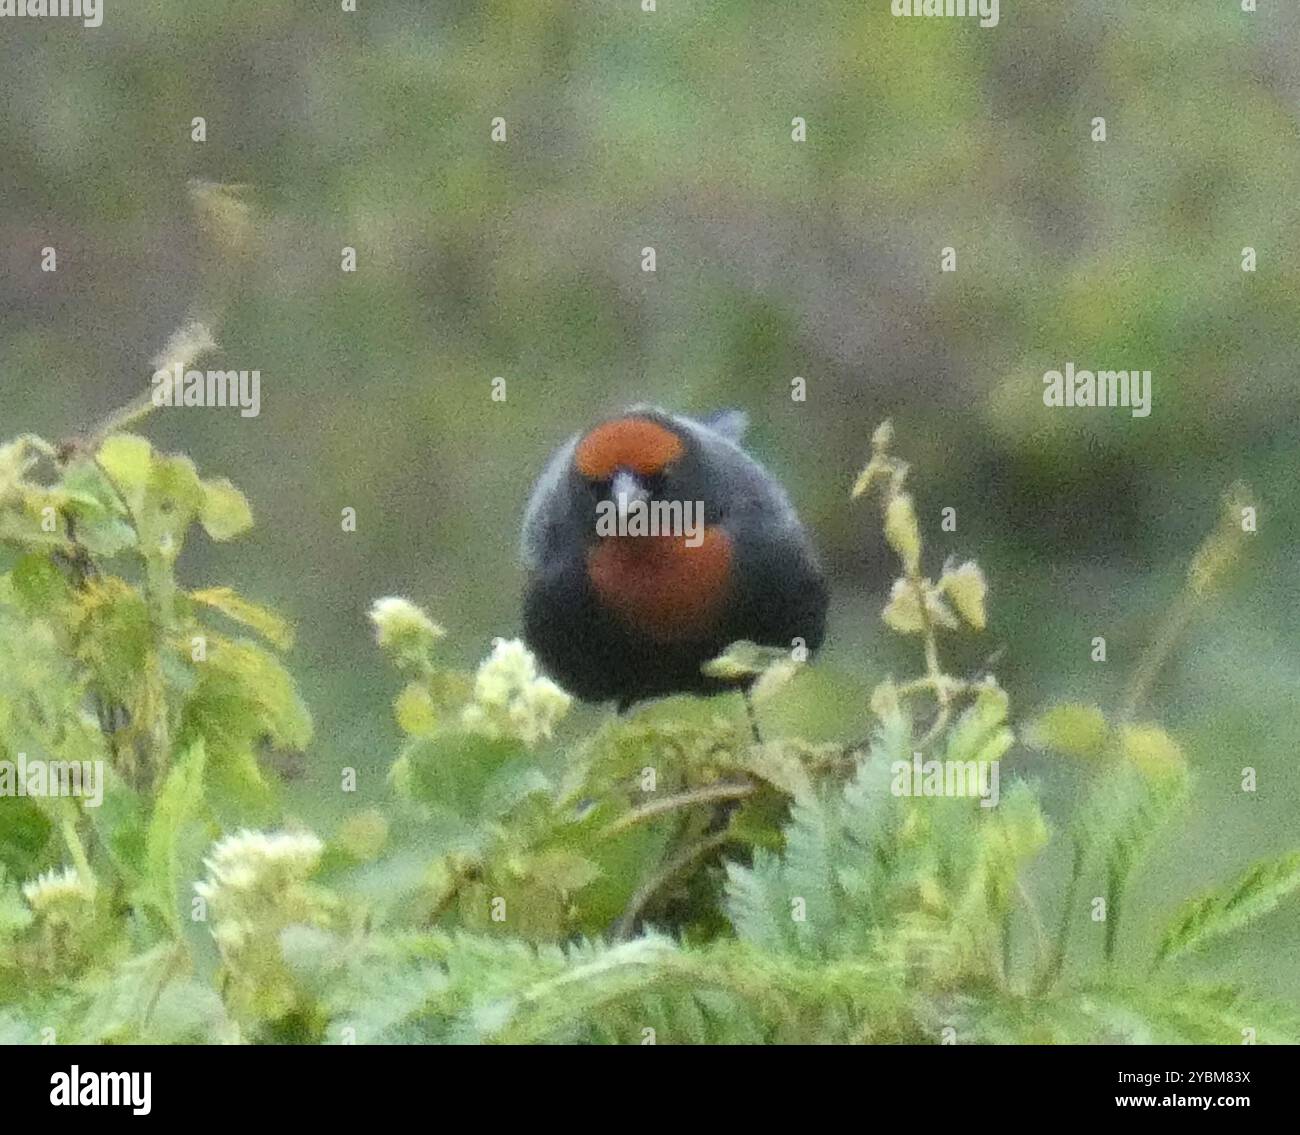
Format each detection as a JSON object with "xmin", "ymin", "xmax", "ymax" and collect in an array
[
  {"xmin": 95, "ymin": 434, "xmax": 153, "ymax": 511},
  {"xmin": 199, "ymin": 478, "xmax": 253, "ymax": 541},
  {"xmin": 944, "ymin": 682, "xmax": 1013, "ymax": 767},
  {"xmin": 394, "ymin": 682, "xmax": 437, "ymax": 735},
  {"xmin": 1157, "ymin": 851, "xmax": 1300, "ymax": 965},
  {"xmin": 397, "ymin": 730, "xmax": 527, "ymax": 818},
  {"xmin": 143, "ymin": 740, "xmax": 208, "ymax": 934},
  {"xmin": 177, "ymin": 638, "xmax": 311, "ymax": 817},
  {"xmin": 10, "ymin": 552, "xmax": 70, "ymax": 615},
  {"xmin": 0, "ymin": 794, "xmax": 55, "ymax": 881},
  {"xmin": 527, "ymin": 850, "xmax": 602, "ymax": 895},
  {"xmin": 1025, "ymin": 703, "xmax": 1110, "ymax": 759},
  {"xmin": 0, "ymin": 864, "xmax": 34, "ymax": 942},
  {"xmin": 71, "ymin": 578, "xmax": 152, "ymax": 705},
  {"xmin": 0, "ymin": 438, "xmax": 34, "ymax": 500},
  {"xmin": 87, "ymin": 772, "xmax": 149, "ymax": 888},
  {"xmin": 190, "ymin": 586, "xmax": 294, "ymax": 650},
  {"xmin": 701, "ymin": 640, "xmax": 793, "ymax": 682},
  {"xmin": 1078, "ymin": 763, "xmax": 1188, "ymax": 964},
  {"xmin": 140, "ymin": 454, "xmax": 204, "ymax": 555},
  {"xmin": 60, "ymin": 464, "xmax": 137, "ymax": 556},
  {"xmin": 1117, "ymin": 723, "xmax": 1186, "ymax": 780}
]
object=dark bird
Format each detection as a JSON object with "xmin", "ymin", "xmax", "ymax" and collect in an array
[{"xmin": 521, "ymin": 406, "xmax": 828, "ymax": 710}]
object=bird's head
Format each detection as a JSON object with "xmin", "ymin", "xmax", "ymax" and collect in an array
[
  {"xmin": 560, "ymin": 411, "xmax": 732, "ymax": 641},
  {"xmin": 570, "ymin": 413, "xmax": 707, "ymax": 534}
]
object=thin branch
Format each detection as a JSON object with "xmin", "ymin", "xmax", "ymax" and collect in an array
[
  {"xmin": 612, "ymin": 831, "xmax": 733, "ymax": 941},
  {"xmin": 598, "ymin": 782, "xmax": 757, "ymax": 841}
]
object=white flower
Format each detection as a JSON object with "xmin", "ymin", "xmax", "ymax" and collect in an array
[
  {"xmin": 369, "ymin": 596, "xmax": 445, "ymax": 659},
  {"xmin": 461, "ymin": 637, "xmax": 571, "ymax": 747},
  {"xmin": 198, "ymin": 829, "xmax": 324, "ymax": 899},
  {"xmin": 22, "ymin": 866, "xmax": 95, "ymax": 915},
  {"xmin": 193, "ymin": 829, "xmax": 327, "ymax": 963}
]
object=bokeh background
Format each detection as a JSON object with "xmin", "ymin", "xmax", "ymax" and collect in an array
[{"xmin": 2, "ymin": 2, "xmax": 1297, "ymax": 1001}]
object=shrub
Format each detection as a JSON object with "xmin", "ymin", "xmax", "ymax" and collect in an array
[{"xmin": 0, "ymin": 413, "xmax": 1295, "ymax": 1044}]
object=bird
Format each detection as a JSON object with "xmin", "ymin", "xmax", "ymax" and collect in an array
[{"xmin": 521, "ymin": 406, "xmax": 828, "ymax": 711}]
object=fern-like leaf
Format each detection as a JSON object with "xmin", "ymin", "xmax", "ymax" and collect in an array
[{"xmin": 1156, "ymin": 850, "xmax": 1300, "ymax": 965}]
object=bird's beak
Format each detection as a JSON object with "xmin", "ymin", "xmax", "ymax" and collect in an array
[{"xmin": 611, "ymin": 470, "xmax": 648, "ymax": 525}]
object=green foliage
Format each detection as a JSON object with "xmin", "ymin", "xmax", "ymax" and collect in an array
[
  {"xmin": 1157, "ymin": 852, "xmax": 1300, "ymax": 967},
  {"xmin": 0, "ymin": 421, "xmax": 1294, "ymax": 1044}
]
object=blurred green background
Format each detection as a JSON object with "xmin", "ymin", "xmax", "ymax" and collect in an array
[{"xmin": 2, "ymin": 2, "xmax": 1297, "ymax": 999}]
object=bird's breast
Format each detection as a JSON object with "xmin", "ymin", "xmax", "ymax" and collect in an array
[{"xmin": 586, "ymin": 527, "xmax": 733, "ymax": 644}]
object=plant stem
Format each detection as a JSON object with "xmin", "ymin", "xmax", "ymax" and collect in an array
[
  {"xmin": 1037, "ymin": 837, "xmax": 1084, "ymax": 994},
  {"xmin": 1119, "ymin": 588, "xmax": 1198, "ymax": 722},
  {"xmin": 1016, "ymin": 878, "xmax": 1049, "ymax": 981},
  {"xmin": 598, "ymin": 782, "xmax": 757, "ymax": 840},
  {"xmin": 1104, "ymin": 861, "xmax": 1122, "ymax": 968},
  {"xmin": 60, "ymin": 808, "xmax": 94, "ymax": 888},
  {"xmin": 612, "ymin": 830, "xmax": 732, "ymax": 940}
]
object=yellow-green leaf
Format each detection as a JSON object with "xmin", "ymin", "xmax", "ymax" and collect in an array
[
  {"xmin": 1119, "ymin": 723, "xmax": 1186, "ymax": 780},
  {"xmin": 1026, "ymin": 703, "xmax": 1110, "ymax": 759},
  {"xmin": 190, "ymin": 586, "xmax": 293, "ymax": 650},
  {"xmin": 850, "ymin": 456, "xmax": 887, "ymax": 500},
  {"xmin": 884, "ymin": 493, "xmax": 922, "ymax": 572},
  {"xmin": 96, "ymin": 435, "xmax": 153, "ymax": 509},
  {"xmin": 702, "ymin": 640, "xmax": 793, "ymax": 682},
  {"xmin": 394, "ymin": 682, "xmax": 437, "ymax": 735},
  {"xmin": 199, "ymin": 478, "xmax": 253, "ymax": 541},
  {"xmin": 144, "ymin": 740, "xmax": 207, "ymax": 934},
  {"xmin": 337, "ymin": 810, "xmax": 389, "ymax": 861},
  {"xmin": 941, "ymin": 561, "xmax": 988, "ymax": 631}
]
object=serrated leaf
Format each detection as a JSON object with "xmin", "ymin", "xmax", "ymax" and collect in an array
[
  {"xmin": 1157, "ymin": 851, "xmax": 1300, "ymax": 965},
  {"xmin": 199, "ymin": 478, "xmax": 253, "ymax": 541},
  {"xmin": 191, "ymin": 586, "xmax": 293, "ymax": 649},
  {"xmin": 143, "ymin": 740, "xmax": 208, "ymax": 934},
  {"xmin": 397, "ymin": 730, "xmax": 525, "ymax": 818}
]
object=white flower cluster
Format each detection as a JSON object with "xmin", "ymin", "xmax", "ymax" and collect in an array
[
  {"xmin": 460, "ymin": 637, "xmax": 572, "ymax": 748},
  {"xmin": 22, "ymin": 865, "xmax": 95, "ymax": 917},
  {"xmin": 194, "ymin": 829, "xmax": 325, "ymax": 954},
  {"xmin": 195, "ymin": 829, "xmax": 324, "ymax": 901}
]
